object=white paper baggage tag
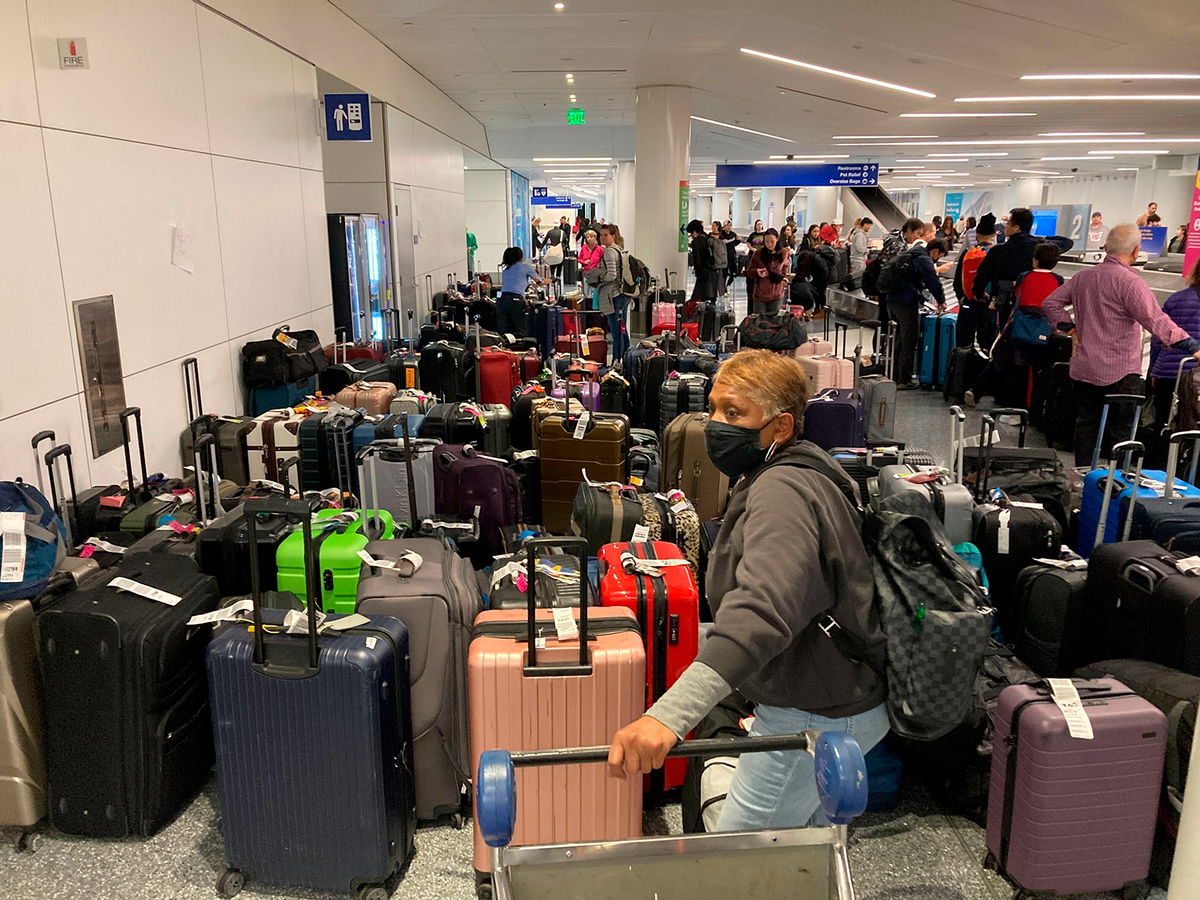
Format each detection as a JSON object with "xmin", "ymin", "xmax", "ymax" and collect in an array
[
  {"xmin": 631, "ymin": 524, "xmax": 651, "ymax": 543},
  {"xmin": 1174, "ymin": 555, "xmax": 1200, "ymax": 576},
  {"xmin": 572, "ymin": 411, "xmax": 591, "ymax": 440},
  {"xmin": 187, "ymin": 599, "xmax": 253, "ymax": 626},
  {"xmin": 357, "ymin": 549, "xmax": 423, "ymax": 575},
  {"xmin": 320, "ymin": 613, "xmax": 370, "ymax": 633},
  {"xmin": 491, "ymin": 559, "xmax": 526, "ymax": 588},
  {"xmin": 276, "ymin": 333, "xmax": 299, "ymax": 350},
  {"xmin": 551, "ymin": 607, "xmax": 578, "ymax": 641},
  {"xmin": 0, "ymin": 512, "xmax": 28, "ymax": 583},
  {"xmin": 1032, "ymin": 557, "xmax": 1088, "ymax": 571},
  {"xmin": 253, "ymin": 479, "xmax": 286, "ymax": 494},
  {"xmin": 996, "ymin": 508, "xmax": 1011, "ymax": 556},
  {"xmin": 1046, "ymin": 678, "xmax": 1095, "ymax": 740},
  {"xmin": 108, "ymin": 576, "xmax": 183, "ymax": 607},
  {"xmin": 283, "ymin": 608, "xmax": 328, "ymax": 634},
  {"xmin": 84, "ymin": 537, "xmax": 128, "ymax": 554}
]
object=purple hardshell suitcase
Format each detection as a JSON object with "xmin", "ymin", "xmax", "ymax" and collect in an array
[
  {"xmin": 802, "ymin": 388, "xmax": 864, "ymax": 450},
  {"xmin": 551, "ymin": 381, "xmax": 601, "ymax": 411},
  {"xmin": 432, "ymin": 443, "xmax": 522, "ymax": 565},
  {"xmin": 986, "ymin": 678, "xmax": 1166, "ymax": 897}
]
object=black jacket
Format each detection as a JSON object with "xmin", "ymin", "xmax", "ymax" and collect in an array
[
  {"xmin": 887, "ymin": 244, "xmax": 945, "ymax": 306},
  {"xmin": 972, "ymin": 231, "xmax": 1039, "ymax": 298}
]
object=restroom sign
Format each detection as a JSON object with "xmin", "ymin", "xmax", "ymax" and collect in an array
[
  {"xmin": 324, "ymin": 93, "xmax": 372, "ymax": 142},
  {"xmin": 57, "ymin": 37, "xmax": 89, "ymax": 69}
]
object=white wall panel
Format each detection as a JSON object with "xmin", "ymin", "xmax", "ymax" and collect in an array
[
  {"xmin": 212, "ymin": 156, "xmax": 309, "ymax": 338},
  {"xmin": 292, "ymin": 57, "xmax": 322, "ymax": 172},
  {"xmin": 300, "ymin": 168, "xmax": 332, "ymax": 311},
  {"xmin": 0, "ymin": 396, "xmax": 91, "ymax": 487},
  {"xmin": 0, "ymin": 0, "xmax": 39, "ymax": 125},
  {"xmin": 27, "ymin": 0, "xmax": 209, "ymax": 152},
  {"xmin": 42, "ymin": 130, "xmax": 226, "ymax": 377},
  {"xmin": 0, "ymin": 123, "xmax": 76, "ymax": 419},
  {"xmin": 386, "ymin": 106, "xmax": 415, "ymax": 187},
  {"xmin": 197, "ymin": 7, "xmax": 300, "ymax": 168}
]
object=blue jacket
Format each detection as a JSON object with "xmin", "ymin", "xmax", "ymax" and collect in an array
[
  {"xmin": 887, "ymin": 244, "xmax": 946, "ymax": 306},
  {"xmin": 1149, "ymin": 286, "xmax": 1200, "ymax": 379}
]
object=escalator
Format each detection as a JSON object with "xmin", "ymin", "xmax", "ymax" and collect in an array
[{"xmin": 843, "ymin": 186, "xmax": 907, "ymax": 233}]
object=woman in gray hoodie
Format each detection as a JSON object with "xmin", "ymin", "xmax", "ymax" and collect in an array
[{"xmin": 608, "ymin": 349, "xmax": 888, "ymax": 830}]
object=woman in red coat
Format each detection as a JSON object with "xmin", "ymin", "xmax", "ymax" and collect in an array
[{"xmin": 745, "ymin": 229, "xmax": 792, "ymax": 315}]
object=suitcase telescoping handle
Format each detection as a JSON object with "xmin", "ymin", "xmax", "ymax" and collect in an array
[
  {"xmin": 985, "ymin": 408, "xmax": 1029, "ymax": 448},
  {"xmin": 947, "ymin": 406, "xmax": 966, "ymax": 485},
  {"xmin": 1091, "ymin": 393, "xmax": 1144, "ymax": 470},
  {"xmin": 524, "ymin": 535, "xmax": 591, "ymax": 676},
  {"xmin": 1165, "ymin": 430, "xmax": 1200, "ymax": 498},
  {"xmin": 1169, "ymin": 355, "xmax": 1194, "ymax": 432},
  {"xmin": 192, "ymin": 432, "xmax": 221, "ymax": 526},
  {"xmin": 118, "ymin": 407, "xmax": 151, "ymax": 501},
  {"xmin": 182, "ymin": 357, "xmax": 203, "ymax": 424},
  {"xmin": 245, "ymin": 496, "xmax": 323, "ymax": 670},
  {"xmin": 31, "ymin": 429, "xmax": 56, "ymax": 495},
  {"xmin": 42, "ymin": 443, "xmax": 77, "ymax": 549},
  {"xmin": 279, "ymin": 456, "xmax": 299, "ymax": 499},
  {"xmin": 1096, "ymin": 439, "xmax": 1144, "ymax": 549},
  {"xmin": 474, "ymin": 315, "xmax": 483, "ymax": 403}
]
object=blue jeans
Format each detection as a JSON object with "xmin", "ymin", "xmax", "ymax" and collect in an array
[
  {"xmin": 608, "ymin": 294, "xmax": 631, "ymax": 361},
  {"xmin": 716, "ymin": 702, "xmax": 889, "ymax": 831}
]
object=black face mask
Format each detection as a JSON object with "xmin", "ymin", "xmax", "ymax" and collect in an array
[{"xmin": 704, "ymin": 417, "xmax": 779, "ymax": 481}]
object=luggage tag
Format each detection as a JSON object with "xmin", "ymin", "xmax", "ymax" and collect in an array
[
  {"xmin": 318, "ymin": 613, "xmax": 370, "ymax": 634},
  {"xmin": 99, "ymin": 493, "xmax": 128, "ymax": 509},
  {"xmin": 572, "ymin": 411, "xmax": 591, "ymax": 440},
  {"xmin": 620, "ymin": 551, "xmax": 692, "ymax": 577},
  {"xmin": 283, "ymin": 607, "xmax": 327, "ymax": 634},
  {"xmin": 0, "ymin": 511, "xmax": 28, "ymax": 583},
  {"xmin": 1173, "ymin": 556, "xmax": 1200, "ymax": 576},
  {"xmin": 551, "ymin": 607, "xmax": 578, "ymax": 641},
  {"xmin": 1033, "ymin": 556, "xmax": 1088, "ymax": 571},
  {"xmin": 357, "ymin": 548, "xmax": 423, "ymax": 576},
  {"xmin": 1046, "ymin": 678, "xmax": 1095, "ymax": 740},
  {"xmin": 996, "ymin": 508, "xmax": 1011, "ymax": 555},
  {"xmin": 187, "ymin": 599, "xmax": 253, "ymax": 627},
  {"xmin": 275, "ymin": 332, "xmax": 299, "ymax": 350},
  {"xmin": 631, "ymin": 524, "xmax": 651, "ymax": 543},
  {"xmin": 107, "ymin": 576, "xmax": 183, "ymax": 606},
  {"xmin": 166, "ymin": 519, "xmax": 197, "ymax": 535}
]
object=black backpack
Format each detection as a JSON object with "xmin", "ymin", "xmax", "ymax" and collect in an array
[
  {"xmin": 789, "ymin": 277, "xmax": 820, "ymax": 310},
  {"xmin": 876, "ymin": 249, "xmax": 915, "ymax": 296},
  {"xmin": 861, "ymin": 257, "xmax": 883, "ymax": 298}
]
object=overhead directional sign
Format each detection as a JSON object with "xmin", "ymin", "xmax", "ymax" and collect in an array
[
  {"xmin": 716, "ymin": 163, "xmax": 878, "ymax": 188},
  {"xmin": 532, "ymin": 194, "xmax": 573, "ymax": 207},
  {"xmin": 324, "ymin": 93, "xmax": 372, "ymax": 141}
]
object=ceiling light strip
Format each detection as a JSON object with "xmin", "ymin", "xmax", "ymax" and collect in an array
[
  {"xmin": 740, "ymin": 47, "xmax": 936, "ymax": 98},
  {"xmin": 956, "ymin": 94, "xmax": 1200, "ymax": 102},
  {"xmin": 690, "ymin": 115, "xmax": 794, "ymax": 142}
]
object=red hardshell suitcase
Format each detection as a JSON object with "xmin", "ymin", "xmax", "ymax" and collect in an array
[
  {"xmin": 597, "ymin": 540, "xmax": 700, "ymax": 793},
  {"xmin": 468, "ymin": 537, "xmax": 644, "ymax": 879},
  {"xmin": 519, "ymin": 350, "xmax": 542, "ymax": 383},
  {"xmin": 477, "ymin": 348, "xmax": 523, "ymax": 407},
  {"xmin": 986, "ymin": 679, "xmax": 1166, "ymax": 897}
]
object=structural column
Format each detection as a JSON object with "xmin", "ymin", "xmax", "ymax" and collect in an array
[
  {"xmin": 761, "ymin": 189, "xmax": 786, "ymax": 230},
  {"xmin": 713, "ymin": 190, "xmax": 733, "ymax": 224},
  {"xmin": 693, "ymin": 194, "xmax": 713, "ymax": 225},
  {"xmin": 610, "ymin": 161, "xmax": 636, "ymax": 247},
  {"xmin": 634, "ymin": 85, "xmax": 691, "ymax": 279},
  {"xmin": 732, "ymin": 189, "xmax": 754, "ymax": 232},
  {"xmin": 806, "ymin": 187, "xmax": 838, "ymax": 230}
]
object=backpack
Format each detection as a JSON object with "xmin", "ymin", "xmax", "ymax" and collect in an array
[
  {"xmin": 959, "ymin": 245, "xmax": 989, "ymax": 301},
  {"xmin": 877, "ymin": 231, "xmax": 906, "ymax": 267},
  {"xmin": 708, "ymin": 235, "xmax": 728, "ymax": 270},
  {"xmin": 0, "ymin": 480, "xmax": 68, "ymax": 603},
  {"xmin": 861, "ymin": 256, "xmax": 883, "ymax": 298},
  {"xmin": 618, "ymin": 250, "xmax": 650, "ymax": 297},
  {"xmin": 864, "ymin": 491, "xmax": 992, "ymax": 741},
  {"xmin": 789, "ymin": 277, "xmax": 819, "ymax": 311},
  {"xmin": 875, "ymin": 249, "xmax": 915, "ymax": 297}
]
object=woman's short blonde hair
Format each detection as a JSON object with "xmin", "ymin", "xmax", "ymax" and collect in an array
[{"xmin": 712, "ymin": 349, "xmax": 809, "ymax": 438}]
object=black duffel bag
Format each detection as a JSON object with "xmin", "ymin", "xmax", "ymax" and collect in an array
[
  {"xmin": 241, "ymin": 339, "xmax": 290, "ymax": 389},
  {"xmin": 737, "ymin": 311, "xmax": 807, "ymax": 351},
  {"xmin": 272, "ymin": 325, "xmax": 327, "ymax": 381}
]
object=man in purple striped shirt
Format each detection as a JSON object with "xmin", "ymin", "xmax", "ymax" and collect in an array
[{"xmin": 1043, "ymin": 224, "xmax": 1200, "ymax": 465}]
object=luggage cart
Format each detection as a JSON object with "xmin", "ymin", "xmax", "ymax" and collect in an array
[{"xmin": 476, "ymin": 731, "xmax": 868, "ymax": 900}]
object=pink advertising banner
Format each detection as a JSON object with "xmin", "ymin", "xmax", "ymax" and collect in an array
[{"xmin": 1185, "ymin": 163, "xmax": 1200, "ymax": 281}]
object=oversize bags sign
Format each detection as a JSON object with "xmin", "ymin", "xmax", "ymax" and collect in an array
[
  {"xmin": 1186, "ymin": 163, "xmax": 1200, "ymax": 281},
  {"xmin": 716, "ymin": 163, "xmax": 878, "ymax": 188}
]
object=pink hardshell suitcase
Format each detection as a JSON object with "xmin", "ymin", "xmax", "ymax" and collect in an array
[
  {"xmin": 794, "ymin": 338, "xmax": 834, "ymax": 358},
  {"xmin": 986, "ymin": 679, "xmax": 1166, "ymax": 897},
  {"xmin": 468, "ymin": 537, "xmax": 644, "ymax": 879},
  {"xmin": 796, "ymin": 354, "xmax": 854, "ymax": 392}
]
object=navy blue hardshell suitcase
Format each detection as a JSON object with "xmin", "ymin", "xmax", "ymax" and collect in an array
[
  {"xmin": 206, "ymin": 498, "xmax": 416, "ymax": 898},
  {"xmin": 803, "ymin": 388, "xmax": 865, "ymax": 450}
]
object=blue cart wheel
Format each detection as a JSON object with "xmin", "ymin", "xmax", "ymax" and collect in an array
[
  {"xmin": 814, "ymin": 732, "xmax": 868, "ymax": 825},
  {"xmin": 477, "ymin": 750, "xmax": 517, "ymax": 848}
]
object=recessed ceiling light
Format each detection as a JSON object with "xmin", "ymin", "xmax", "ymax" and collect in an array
[
  {"xmin": 928, "ymin": 152, "xmax": 1009, "ymax": 157},
  {"xmin": 832, "ymin": 134, "xmax": 938, "ymax": 139},
  {"xmin": 1012, "ymin": 168, "xmax": 1060, "ymax": 175},
  {"xmin": 565, "ymin": 73, "xmax": 573, "ymax": 79},
  {"xmin": 554, "ymin": 1, "xmax": 565, "ymax": 8},
  {"xmin": 956, "ymin": 94, "xmax": 1200, "ymax": 102},
  {"xmin": 899, "ymin": 112, "xmax": 1036, "ymax": 118},
  {"xmin": 690, "ymin": 115, "xmax": 794, "ymax": 142},
  {"xmin": 1021, "ymin": 73, "xmax": 1200, "ymax": 81},
  {"xmin": 1090, "ymin": 149, "xmax": 1170, "ymax": 155},
  {"xmin": 1116, "ymin": 167, "xmax": 1139, "ymax": 170},
  {"xmin": 1042, "ymin": 156, "xmax": 1113, "ymax": 160},
  {"xmin": 533, "ymin": 157, "xmax": 613, "ymax": 161},
  {"xmin": 740, "ymin": 47, "xmax": 936, "ymax": 98},
  {"xmin": 1038, "ymin": 131, "xmax": 1145, "ymax": 136}
]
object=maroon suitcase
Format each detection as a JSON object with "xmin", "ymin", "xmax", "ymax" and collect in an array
[{"xmin": 986, "ymin": 679, "xmax": 1166, "ymax": 897}]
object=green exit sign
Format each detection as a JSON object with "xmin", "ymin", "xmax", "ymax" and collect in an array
[{"xmin": 566, "ymin": 108, "xmax": 586, "ymax": 125}]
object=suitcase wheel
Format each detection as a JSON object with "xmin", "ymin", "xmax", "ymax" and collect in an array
[
  {"xmin": 357, "ymin": 886, "xmax": 389, "ymax": 900},
  {"xmin": 476, "ymin": 749, "xmax": 517, "ymax": 848},
  {"xmin": 13, "ymin": 831, "xmax": 41, "ymax": 854},
  {"xmin": 814, "ymin": 732, "xmax": 869, "ymax": 825},
  {"xmin": 216, "ymin": 868, "xmax": 244, "ymax": 898}
]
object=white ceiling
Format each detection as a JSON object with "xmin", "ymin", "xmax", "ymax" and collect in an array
[{"xmin": 329, "ymin": 0, "xmax": 1200, "ymax": 189}]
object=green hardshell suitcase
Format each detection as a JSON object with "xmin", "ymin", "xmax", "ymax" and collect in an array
[{"xmin": 275, "ymin": 508, "xmax": 396, "ymax": 613}]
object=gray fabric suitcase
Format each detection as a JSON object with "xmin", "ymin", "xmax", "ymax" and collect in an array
[
  {"xmin": 356, "ymin": 537, "xmax": 484, "ymax": 822},
  {"xmin": 877, "ymin": 464, "xmax": 974, "ymax": 545},
  {"xmin": 860, "ymin": 375, "xmax": 897, "ymax": 443},
  {"xmin": 658, "ymin": 373, "xmax": 709, "ymax": 435},
  {"xmin": 390, "ymin": 389, "xmax": 438, "ymax": 416},
  {"xmin": 359, "ymin": 439, "xmax": 438, "ymax": 529}
]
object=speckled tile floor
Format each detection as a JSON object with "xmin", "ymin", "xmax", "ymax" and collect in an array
[{"xmin": 0, "ymin": 308, "xmax": 1171, "ymax": 899}]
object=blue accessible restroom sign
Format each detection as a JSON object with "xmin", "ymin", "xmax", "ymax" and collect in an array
[{"xmin": 324, "ymin": 93, "xmax": 372, "ymax": 141}]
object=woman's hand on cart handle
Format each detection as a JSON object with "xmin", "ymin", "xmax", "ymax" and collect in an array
[{"xmin": 608, "ymin": 716, "xmax": 680, "ymax": 776}]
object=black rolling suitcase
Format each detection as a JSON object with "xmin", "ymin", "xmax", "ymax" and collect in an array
[
  {"xmin": 419, "ymin": 341, "xmax": 468, "ymax": 400},
  {"xmin": 37, "ymin": 552, "xmax": 219, "ymax": 837},
  {"xmin": 207, "ymin": 498, "xmax": 416, "ymax": 898},
  {"xmin": 195, "ymin": 504, "xmax": 294, "ymax": 597},
  {"xmin": 319, "ymin": 347, "xmax": 391, "ymax": 395},
  {"xmin": 419, "ymin": 402, "xmax": 511, "ymax": 456},
  {"xmin": 384, "ymin": 308, "xmax": 421, "ymax": 390},
  {"xmin": 1126, "ymin": 430, "xmax": 1200, "ymax": 552},
  {"xmin": 1009, "ymin": 559, "xmax": 1090, "ymax": 676}
]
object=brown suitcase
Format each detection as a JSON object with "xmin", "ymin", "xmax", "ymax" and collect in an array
[
  {"xmin": 245, "ymin": 408, "xmax": 305, "ymax": 483},
  {"xmin": 0, "ymin": 598, "xmax": 47, "ymax": 832},
  {"xmin": 334, "ymin": 381, "xmax": 398, "ymax": 416},
  {"xmin": 537, "ymin": 411, "xmax": 629, "ymax": 533},
  {"xmin": 529, "ymin": 396, "xmax": 586, "ymax": 453},
  {"xmin": 468, "ymin": 537, "xmax": 644, "ymax": 877},
  {"xmin": 661, "ymin": 412, "xmax": 730, "ymax": 521}
]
